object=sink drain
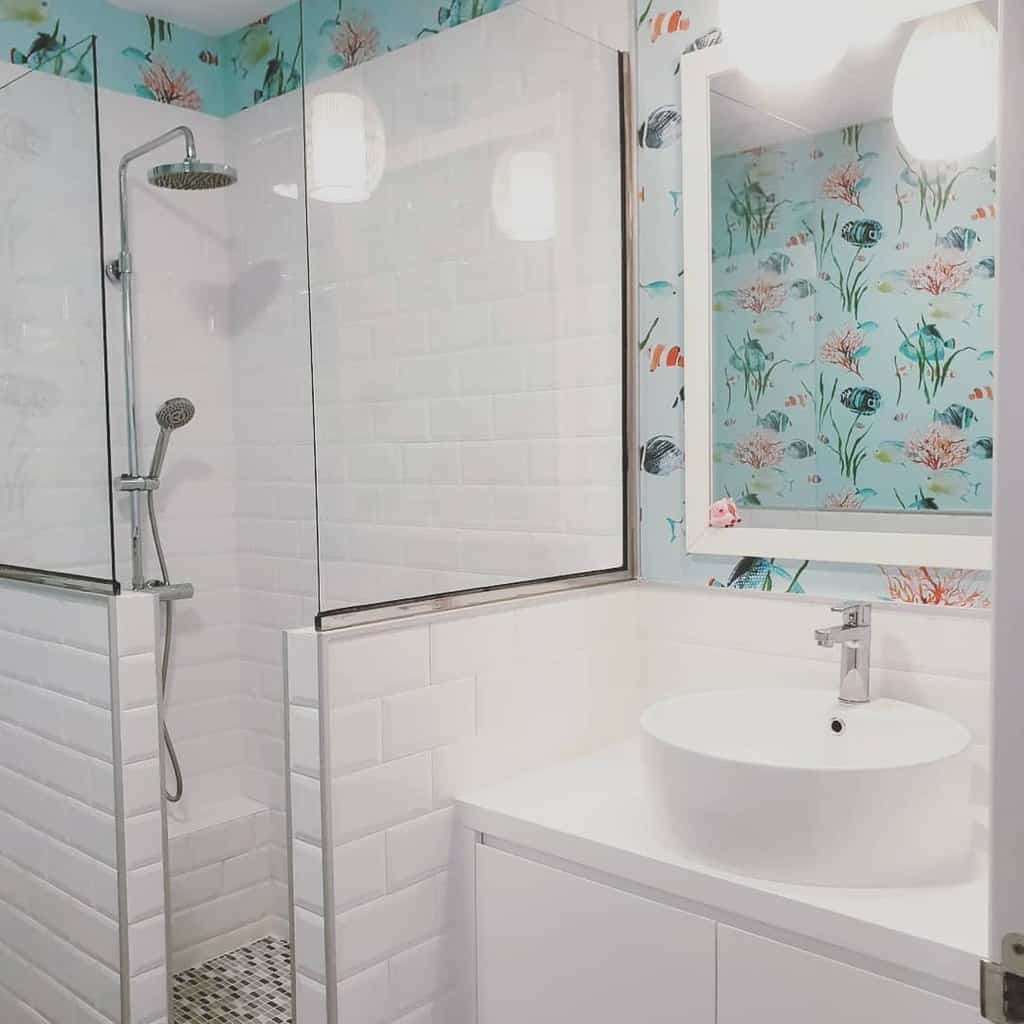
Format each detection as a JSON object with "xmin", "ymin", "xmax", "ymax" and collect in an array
[{"xmin": 829, "ymin": 717, "xmax": 846, "ymax": 735}]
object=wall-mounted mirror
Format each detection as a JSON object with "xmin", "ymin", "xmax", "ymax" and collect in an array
[{"xmin": 682, "ymin": 0, "xmax": 997, "ymax": 568}]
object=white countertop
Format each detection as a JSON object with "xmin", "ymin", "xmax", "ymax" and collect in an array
[{"xmin": 457, "ymin": 740, "xmax": 988, "ymax": 998}]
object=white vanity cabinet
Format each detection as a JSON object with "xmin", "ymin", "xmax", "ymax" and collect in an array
[
  {"xmin": 475, "ymin": 845, "xmax": 979, "ymax": 1024},
  {"xmin": 717, "ymin": 927, "xmax": 979, "ymax": 1024},
  {"xmin": 476, "ymin": 845, "xmax": 717, "ymax": 1024}
]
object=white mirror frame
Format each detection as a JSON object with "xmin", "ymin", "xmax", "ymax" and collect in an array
[{"xmin": 680, "ymin": 35, "xmax": 993, "ymax": 571}]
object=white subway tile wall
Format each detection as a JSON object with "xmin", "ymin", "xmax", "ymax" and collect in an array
[
  {"xmin": 307, "ymin": 5, "xmax": 627, "ymax": 611},
  {"xmin": 0, "ymin": 583, "xmax": 121, "ymax": 1024},
  {"xmin": 287, "ymin": 585, "xmax": 639, "ymax": 1024}
]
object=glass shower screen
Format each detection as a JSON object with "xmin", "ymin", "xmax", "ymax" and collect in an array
[
  {"xmin": 0, "ymin": 38, "xmax": 115, "ymax": 589},
  {"xmin": 304, "ymin": 6, "xmax": 629, "ymax": 617}
]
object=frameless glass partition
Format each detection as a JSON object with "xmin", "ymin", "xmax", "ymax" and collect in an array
[
  {"xmin": 304, "ymin": 5, "xmax": 631, "ymax": 619},
  {"xmin": 0, "ymin": 37, "xmax": 115, "ymax": 590}
]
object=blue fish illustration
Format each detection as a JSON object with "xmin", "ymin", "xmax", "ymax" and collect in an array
[
  {"xmin": 641, "ymin": 436, "xmax": 683, "ymax": 476},
  {"xmin": 841, "ymin": 387, "xmax": 882, "ymax": 415},
  {"xmin": 711, "ymin": 557, "xmax": 806, "ymax": 593},
  {"xmin": 842, "ymin": 219, "xmax": 884, "ymax": 247},
  {"xmin": 971, "ymin": 437, "xmax": 994, "ymax": 459},
  {"xmin": 759, "ymin": 252, "xmax": 792, "ymax": 275},
  {"xmin": 936, "ymin": 226, "xmax": 979, "ymax": 252},
  {"xmin": 641, "ymin": 280, "xmax": 677, "ymax": 298},
  {"xmin": 639, "ymin": 105, "xmax": 682, "ymax": 149},
  {"xmin": 934, "ymin": 404, "xmax": 975, "ymax": 430}
]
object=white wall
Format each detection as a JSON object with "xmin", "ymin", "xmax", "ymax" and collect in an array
[{"xmin": 306, "ymin": 5, "xmax": 626, "ymax": 611}]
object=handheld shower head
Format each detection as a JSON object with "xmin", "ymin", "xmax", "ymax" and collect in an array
[{"xmin": 149, "ymin": 397, "xmax": 196, "ymax": 480}]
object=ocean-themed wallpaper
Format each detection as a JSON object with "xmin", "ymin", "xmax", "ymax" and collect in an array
[
  {"xmin": 711, "ymin": 118, "xmax": 997, "ymax": 515},
  {"xmin": 637, "ymin": 0, "xmax": 995, "ymax": 608},
  {"xmin": 0, "ymin": 0, "xmax": 509, "ymax": 117},
  {"xmin": 0, "ymin": 0, "xmax": 225, "ymax": 113}
]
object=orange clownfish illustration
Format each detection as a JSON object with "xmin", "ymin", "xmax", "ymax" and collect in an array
[
  {"xmin": 969, "ymin": 385, "xmax": 994, "ymax": 401},
  {"xmin": 649, "ymin": 344, "xmax": 684, "ymax": 372},
  {"xmin": 972, "ymin": 204, "xmax": 997, "ymax": 221},
  {"xmin": 651, "ymin": 9, "xmax": 690, "ymax": 42}
]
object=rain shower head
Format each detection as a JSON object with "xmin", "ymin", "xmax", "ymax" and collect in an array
[
  {"xmin": 148, "ymin": 160, "xmax": 238, "ymax": 191},
  {"xmin": 149, "ymin": 397, "xmax": 196, "ymax": 481}
]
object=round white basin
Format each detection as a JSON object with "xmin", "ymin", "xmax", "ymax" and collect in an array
[{"xmin": 641, "ymin": 689, "xmax": 973, "ymax": 887}]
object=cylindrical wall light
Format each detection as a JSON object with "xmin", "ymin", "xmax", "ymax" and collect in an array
[
  {"xmin": 893, "ymin": 6, "xmax": 998, "ymax": 162},
  {"xmin": 308, "ymin": 91, "xmax": 386, "ymax": 204},
  {"xmin": 492, "ymin": 150, "xmax": 557, "ymax": 243}
]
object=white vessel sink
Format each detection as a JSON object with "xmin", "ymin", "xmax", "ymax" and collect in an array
[{"xmin": 641, "ymin": 689, "xmax": 973, "ymax": 887}]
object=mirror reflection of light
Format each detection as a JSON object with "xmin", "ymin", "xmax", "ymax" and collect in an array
[
  {"xmin": 893, "ymin": 7, "xmax": 998, "ymax": 162},
  {"xmin": 719, "ymin": 0, "xmax": 847, "ymax": 84},
  {"xmin": 308, "ymin": 92, "xmax": 386, "ymax": 204},
  {"xmin": 492, "ymin": 150, "xmax": 556, "ymax": 243}
]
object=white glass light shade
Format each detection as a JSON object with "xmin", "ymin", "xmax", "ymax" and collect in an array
[
  {"xmin": 893, "ymin": 7, "xmax": 998, "ymax": 162},
  {"xmin": 308, "ymin": 92, "xmax": 385, "ymax": 204},
  {"xmin": 492, "ymin": 150, "xmax": 556, "ymax": 243},
  {"xmin": 719, "ymin": 0, "xmax": 848, "ymax": 84}
]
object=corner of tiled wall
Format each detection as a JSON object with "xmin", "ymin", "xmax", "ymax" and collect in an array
[
  {"xmin": 287, "ymin": 626, "xmax": 331, "ymax": 1023},
  {"xmin": 110, "ymin": 591, "xmax": 169, "ymax": 1024}
]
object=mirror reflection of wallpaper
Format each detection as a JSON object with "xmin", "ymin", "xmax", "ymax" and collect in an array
[{"xmin": 711, "ymin": 117, "xmax": 996, "ymax": 516}]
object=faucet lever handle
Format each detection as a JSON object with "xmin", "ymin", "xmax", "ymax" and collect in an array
[{"xmin": 830, "ymin": 601, "xmax": 871, "ymax": 626}]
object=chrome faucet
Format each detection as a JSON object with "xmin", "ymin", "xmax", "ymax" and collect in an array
[{"xmin": 814, "ymin": 603, "xmax": 872, "ymax": 704}]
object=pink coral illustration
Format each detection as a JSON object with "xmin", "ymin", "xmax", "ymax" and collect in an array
[
  {"xmin": 819, "ymin": 326, "xmax": 867, "ymax": 377},
  {"xmin": 881, "ymin": 567, "xmax": 991, "ymax": 608},
  {"xmin": 905, "ymin": 423, "xmax": 969, "ymax": 470},
  {"xmin": 822, "ymin": 161, "xmax": 866, "ymax": 209},
  {"xmin": 141, "ymin": 59, "xmax": 201, "ymax": 110},
  {"xmin": 907, "ymin": 251, "xmax": 973, "ymax": 296},
  {"xmin": 735, "ymin": 277, "xmax": 788, "ymax": 314},
  {"xmin": 824, "ymin": 490, "xmax": 865, "ymax": 511},
  {"xmin": 332, "ymin": 12, "xmax": 380, "ymax": 67},
  {"xmin": 733, "ymin": 429, "xmax": 785, "ymax": 470}
]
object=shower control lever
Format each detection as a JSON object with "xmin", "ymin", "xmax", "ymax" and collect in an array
[{"xmin": 144, "ymin": 581, "xmax": 194, "ymax": 602}]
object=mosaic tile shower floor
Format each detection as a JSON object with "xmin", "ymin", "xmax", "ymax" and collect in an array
[{"xmin": 172, "ymin": 936, "xmax": 292, "ymax": 1024}]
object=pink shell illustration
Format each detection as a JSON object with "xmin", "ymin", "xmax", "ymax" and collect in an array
[{"xmin": 709, "ymin": 498, "xmax": 742, "ymax": 528}]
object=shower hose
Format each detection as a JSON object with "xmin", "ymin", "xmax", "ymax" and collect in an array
[{"xmin": 147, "ymin": 490, "xmax": 184, "ymax": 804}]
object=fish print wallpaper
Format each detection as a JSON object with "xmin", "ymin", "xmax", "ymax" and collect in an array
[
  {"xmin": 637, "ymin": 0, "xmax": 994, "ymax": 608},
  {"xmin": 0, "ymin": 0, "xmax": 225, "ymax": 113},
  {"xmin": 0, "ymin": 0, "xmax": 508, "ymax": 117},
  {"xmin": 710, "ymin": 118, "xmax": 997, "ymax": 515}
]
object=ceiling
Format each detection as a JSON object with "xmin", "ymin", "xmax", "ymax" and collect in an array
[{"xmin": 106, "ymin": 0, "xmax": 294, "ymax": 36}]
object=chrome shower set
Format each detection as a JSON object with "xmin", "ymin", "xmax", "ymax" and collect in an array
[{"xmin": 106, "ymin": 125, "xmax": 238, "ymax": 802}]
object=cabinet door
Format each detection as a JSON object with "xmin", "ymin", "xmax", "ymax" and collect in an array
[
  {"xmin": 718, "ymin": 927, "xmax": 978, "ymax": 1024},
  {"xmin": 476, "ymin": 844, "xmax": 715, "ymax": 1024}
]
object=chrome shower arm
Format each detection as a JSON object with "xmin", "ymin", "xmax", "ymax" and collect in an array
[{"xmin": 116, "ymin": 125, "xmax": 197, "ymax": 255}]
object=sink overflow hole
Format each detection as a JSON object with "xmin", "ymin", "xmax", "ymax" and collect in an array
[{"xmin": 829, "ymin": 718, "xmax": 846, "ymax": 735}]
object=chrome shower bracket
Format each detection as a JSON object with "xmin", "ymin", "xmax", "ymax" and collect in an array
[
  {"xmin": 104, "ymin": 253, "xmax": 130, "ymax": 285},
  {"xmin": 115, "ymin": 474, "xmax": 159, "ymax": 492}
]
